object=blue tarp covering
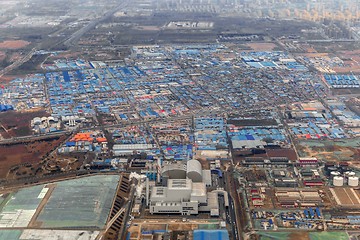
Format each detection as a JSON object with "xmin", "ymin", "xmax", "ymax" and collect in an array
[
  {"xmin": 309, "ymin": 208, "xmax": 315, "ymax": 218},
  {"xmin": 303, "ymin": 210, "xmax": 308, "ymax": 218},
  {"xmin": 316, "ymin": 207, "xmax": 321, "ymax": 218},
  {"xmin": 211, "ymin": 169, "xmax": 223, "ymax": 178},
  {"xmin": 62, "ymin": 71, "xmax": 70, "ymax": 82},
  {"xmin": 193, "ymin": 230, "xmax": 230, "ymax": 240},
  {"xmin": 0, "ymin": 105, "xmax": 14, "ymax": 112},
  {"xmin": 245, "ymin": 134, "xmax": 255, "ymax": 140},
  {"xmin": 66, "ymin": 142, "xmax": 76, "ymax": 147}
]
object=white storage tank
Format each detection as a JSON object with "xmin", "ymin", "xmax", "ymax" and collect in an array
[
  {"xmin": 333, "ymin": 176, "xmax": 344, "ymax": 187},
  {"xmin": 348, "ymin": 176, "xmax": 359, "ymax": 187},
  {"xmin": 33, "ymin": 117, "xmax": 41, "ymax": 125},
  {"xmin": 330, "ymin": 171, "xmax": 340, "ymax": 178}
]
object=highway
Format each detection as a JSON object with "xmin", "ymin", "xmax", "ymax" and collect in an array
[
  {"xmin": 0, "ymin": 47, "xmax": 37, "ymax": 77},
  {"xmin": 0, "ymin": 131, "xmax": 70, "ymax": 145},
  {"xmin": 226, "ymin": 195, "xmax": 238, "ymax": 240},
  {"xmin": 0, "ymin": 0, "xmax": 129, "ymax": 78}
]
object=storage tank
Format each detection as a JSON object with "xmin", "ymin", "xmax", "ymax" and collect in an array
[
  {"xmin": 333, "ymin": 176, "xmax": 344, "ymax": 187},
  {"xmin": 346, "ymin": 172, "xmax": 356, "ymax": 177},
  {"xmin": 33, "ymin": 117, "xmax": 41, "ymax": 125},
  {"xmin": 330, "ymin": 171, "xmax": 340, "ymax": 178},
  {"xmin": 348, "ymin": 176, "xmax": 359, "ymax": 187},
  {"xmin": 187, "ymin": 159, "xmax": 203, "ymax": 182}
]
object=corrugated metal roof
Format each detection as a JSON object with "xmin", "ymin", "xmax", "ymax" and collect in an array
[{"xmin": 193, "ymin": 230, "xmax": 230, "ymax": 240}]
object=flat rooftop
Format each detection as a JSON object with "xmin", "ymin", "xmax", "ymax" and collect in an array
[{"xmin": 0, "ymin": 175, "xmax": 120, "ymax": 230}]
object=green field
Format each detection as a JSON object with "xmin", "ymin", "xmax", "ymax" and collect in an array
[
  {"xmin": 258, "ymin": 231, "xmax": 349, "ymax": 240},
  {"xmin": 0, "ymin": 230, "xmax": 22, "ymax": 239},
  {"xmin": 299, "ymin": 138, "xmax": 360, "ymax": 148},
  {"xmin": 309, "ymin": 231, "xmax": 349, "ymax": 240}
]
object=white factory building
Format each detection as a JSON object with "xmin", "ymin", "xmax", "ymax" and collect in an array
[
  {"xmin": 149, "ymin": 160, "xmax": 228, "ymax": 215},
  {"xmin": 161, "ymin": 159, "xmax": 211, "ymax": 186}
]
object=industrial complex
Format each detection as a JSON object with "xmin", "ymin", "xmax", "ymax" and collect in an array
[
  {"xmin": 0, "ymin": 43, "xmax": 359, "ymax": 239},
  {"xmin": 1, "ymin": 0, "xmax": 360, "ymax": 240}
]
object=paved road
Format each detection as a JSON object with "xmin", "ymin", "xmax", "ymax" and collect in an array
[
  {"xmin": 0, "ymin": 131, "xmax": 69, "ymax": 145},
  {"xmin": 0, "ymin": 47, "xmax": 37, "ymax": 77},
  {"xmin": 225, "ymin": 170, "xmax": 242, "ymax": 240}
]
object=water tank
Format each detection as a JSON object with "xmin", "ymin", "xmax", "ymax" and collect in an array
[
  {"xmin": 333, "ymin": 176, "xmax": 344, "ymax": 187},
  {"xmin": 187, "ymin": 160, "xmax": 203, "ymax": 182},
  {"xmin": 33, "ymin": 117, "xmax": 41, "ymax": 125},
  {"xmin": 330, "ymin": 171, "xmax": 340, "ymax": 178},
  {"xmin": 348, "ymin": 176, "xmax": 359, "ymax": 187},
  {"xmin": 346, "ymin": 172, "xmax": 356, "ymax": 177}
]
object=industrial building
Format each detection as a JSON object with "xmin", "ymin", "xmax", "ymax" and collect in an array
[
  {"xmin": 297, "ymin": 157, "xmax": 319, "ymax": 167},
  {"xmin": 161, "ymin": 160, "xmax": 211, "ymax": 186},
  {"xmin": 113, "ymin": 143, "xmax": 156, "ymax": 156},
  {"xmin": 150, "ymin": 179, "xmax": 205, "ymax": 215},
  {"xmin": 149, "ymin": 160, "xmax": 227, "ymax": 215},
  {"xmin": 274, "ymin": 179, "xmax": 298, "ymax": 188},
  {"xmin": 31, "ymin": 116, "xmax": 61, "ymax": 134},
  {"xmin": 241, "ymin": 157, "xmax": 268, "ymax": 167},
  {"xmin": 241, "ymin": 157, "xmax": 292, "ymax": 168},
  {"xmin": 232, "ymin": 139, "xmax": 266, "ymax": 150},
  {"xmin": 275, "ymin": 189, "xmax": 323, "ymax": 208},
  {"xmin": 193, "ymin": 230, "xmax": 230, "ymax": 240}
]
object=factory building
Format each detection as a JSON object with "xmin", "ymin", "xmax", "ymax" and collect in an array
[
  {"xmin": 241, "ymin": 157, "xmax": 291, "ymax": 168},
  {"xmin": 150, "ymin": 179, "xmax": 206, "ymax": 215},
  {"xmin": 297, "ymin": 157, "xmax": 319, "ymax": 167},
  {"xmin": 275, "ymin": 189, "xmax": 323, "ymax": 207},
  {"xmin": 113, "ymin": 144, "xmax": 156, "ymax": 156},
  {"xmin": 241, "ymin": 157, "xmax": 268, "ymax": 167},
  {"xmin": 274, "ymin": 179, "xmax": 298, "ymax": 188},
  {"xmin": 161, "ymin": 160, "xmax": 211, "ymax": 186},
  {"xmin": 161, "ymin": 162, "xmax": 187, "ymax": 180},
  {"xmin": 149, "ymin": 160, "xmax": 221, "ymax": 215},
  {"xmin": 187, "ymin": 160, "xmax": 203, "ymax": 182},
  {"xmin": 269, "ymin": 157, "xmax": 292, "ymax": 168},
  {"xmin": 303, "ymin": 179, "xmax": 324, "ymax": 187}
]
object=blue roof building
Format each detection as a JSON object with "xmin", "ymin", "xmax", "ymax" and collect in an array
[{"xmin": 193, "ymin": 230, "xmax": 230, "ymax": 240}]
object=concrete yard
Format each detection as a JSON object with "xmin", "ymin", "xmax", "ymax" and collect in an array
[
  {"xmin": 0, "ymin": 229, "xmax": 99, "ymax": 240},
  {"xmin": 330, "ymin": 188, "xmax": 360, "ymax": 207}
]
